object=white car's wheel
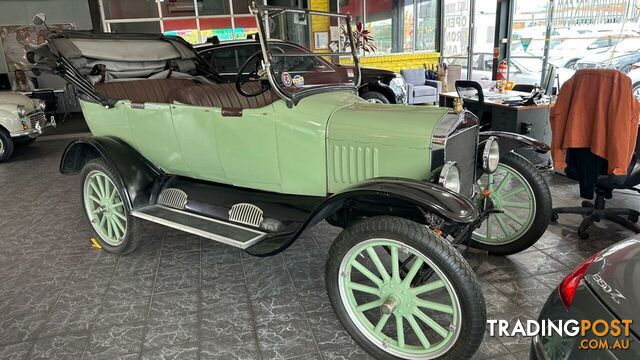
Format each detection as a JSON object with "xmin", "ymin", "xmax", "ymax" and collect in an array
[{"xmin": 0, "ymin": 129, "xmax": 14, "ymax": 162}]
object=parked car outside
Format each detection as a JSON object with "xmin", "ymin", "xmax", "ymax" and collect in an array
[
  {"xmin": 547, "ymin": 31, "xmax": 631, "ymax": 69},
  {"xmin": 196, "ymin": 39, "xmax": 408, "ymax": 104},
  {"xmin": 576, "ymin": 38, "xmax": 640, "ymax": 73},
  {"xmin": 531, "ymin": 238, "xmax": 640, "ymax": 359},
  {"xmin": 626, "ymin": 63, "xmax": 640, "ymax": 99},
  {"xmin": 452, "ymin": 52, "xmax": 575, "ymax": 88},
  {"xmin": 0, "ymin": 91, "xmax": 55, "ymax": 162}
]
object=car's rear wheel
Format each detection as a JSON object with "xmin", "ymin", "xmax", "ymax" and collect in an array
[
  {"xmin": 470, "ymin": 152, "xmax": 551, "ymax": 255},
  {"xmin": 80, "ymin": 158, "xmax": 140, "ymax": 254},
  {"xmin": 361, "ymin": 91, "xmax": 391, "ymax": 104},
  {"xmin": 326, "ymin": 216, "xmax": 485, "ymax": 359},
  {"xmin": 0, "ymin": 129, "xmax": 14, "ymax": 162}
]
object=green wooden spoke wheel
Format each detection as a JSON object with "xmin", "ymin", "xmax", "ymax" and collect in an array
[
  {"xmin": 470, "ymin": 153, "xmax": 552, "ymax": 255},
  {"xmin": 80, "ymin": 158, "xmax": 141, "ymax": 254},
  {"xmin": 327, "ymin": 216, "xmax": 485, "ymax": 360},
  {"xmin": 339, "ymin": 239, "xmax": 461, "ymax": 358},
  {"xmin": 83, "ymin": 170, "xmax": 127, "ymax": 246}
]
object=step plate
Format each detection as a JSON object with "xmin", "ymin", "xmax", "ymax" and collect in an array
[{"xmin": 132, "ymin": 205, "xmax": 266, "ymax": 249}]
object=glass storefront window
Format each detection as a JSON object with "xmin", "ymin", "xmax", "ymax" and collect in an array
[
  {"xmin": 199, "ymin": 0, "xmax": 231, "ymax": 16},
  {"xmin": 339, "ymin": 0, "xmax": 364, "ymax": 24},
  {"xmin": 163, "ymin": 18, "xmax": 198, "ymax": 43},
  {"xmin": 232, "ymin": 0, "xmax": 252, "ymax": 14},
  {"xmin": 365, "ymin": 0, "xmax": 392, "ymax": 53},
  {"xmin": 103, "ymin": 0, "xmax": 159, "ymax": 19},
  {"xmin": 415, "ymin": 0, "xmax": 437, "ymax": 51},
  {"xmin": 442, "ymin": 0, "xmax": 470, "ymax": 57},
  {"xmin": 110, "ymin": 21, "xmax": 161, "ymax": 34},
  {"xmin": 159, "ymin": 0, "xmax": 196, "ymax": 18},
  {"xmin": 233, "ymin": 16, "xmax": 258, "ymax": 39},
  {"xmin": 200, "ymin": 17, "xmax": 234, "ymax": 41}
]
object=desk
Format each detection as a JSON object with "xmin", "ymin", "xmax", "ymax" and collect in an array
[{"xmin": 440, "ymin": 90, "xmax": 553, "ymax": 166}]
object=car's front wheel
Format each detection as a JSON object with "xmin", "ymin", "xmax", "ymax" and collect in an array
[
  {"xmin": 80, "ymin": 158, "xmax": 141, "ymax": 254},
  {"xmin": 470, "ymin": 152, "xmax": 551, "ymax": 255},
  {"xmin": 361, "ymin": 91, "xmax": 391, "ymax": 104},
  {"xmin": 0, "ymin": 129, "xmax": 14, "ymax": 162},
  {"xmin": 326, "ymin": 216, "xmax": 485, "ymax": 359}
]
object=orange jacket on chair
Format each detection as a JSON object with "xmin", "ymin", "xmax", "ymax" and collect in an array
[{"xmin": 550, "ymin": 69, "xmax": 640, "ymax": 175}]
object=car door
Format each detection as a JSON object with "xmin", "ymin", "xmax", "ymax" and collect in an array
[{"xmin": 171, "ymin": 97, "xmax": 282, "ymax": 193}]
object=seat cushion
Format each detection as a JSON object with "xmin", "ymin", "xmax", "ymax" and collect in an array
[
  {"xmin": 95, "ymin": 79, "xmax": 195, "ymax": 103},
  {"xmin": 167, "ymin": 82, "xmax": 277, "ymax": 110},
  {"xmin": 413, "ymin": 85, "xmax": 436, "ymax": 97}
]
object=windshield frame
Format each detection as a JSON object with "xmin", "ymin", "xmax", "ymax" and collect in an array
[{"xmin": 250, "ymin": 4, "xmax": 361, "ymax": 106}]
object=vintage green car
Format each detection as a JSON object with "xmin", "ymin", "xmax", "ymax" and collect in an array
[{"xmin": 32, "ymin": 6, "xmax": 551, "ymax": 359}]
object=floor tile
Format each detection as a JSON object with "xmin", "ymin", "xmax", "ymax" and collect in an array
[
  {"xmin": 144, "ymin": 314, "xmax": 199, "ymax": 349},
  {"xmin": 28, "ymin": 332, "xmax": 88, "ymax": 360}
]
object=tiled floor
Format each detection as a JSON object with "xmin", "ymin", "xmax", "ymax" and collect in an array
[{"xmin": 0, "ymin": 138, "xmax": 637, "ymax": 360}]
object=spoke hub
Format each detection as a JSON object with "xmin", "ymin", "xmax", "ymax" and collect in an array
[{"xmin": 381, "ymin": 296, "xmax": 399, "ymax": 315}]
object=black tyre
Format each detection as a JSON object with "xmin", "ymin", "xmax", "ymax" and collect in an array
[
  {"xmin": 80, "ymin": 157, "xmax": 141, "ymax": 254},
  {"xmin": 361, "ymin": 91, "xmax": 391, "ymax": 104},
  {"xmin": 326, "ymin": 216, "xmax": 485, "ymax": 360},
  {"xmin": 471, "ymin": 152, "xmax": 552, "ymax": 255},
  {"xmin": 0, "ymin": 129, "xmax": 14, "ymax": 162}
]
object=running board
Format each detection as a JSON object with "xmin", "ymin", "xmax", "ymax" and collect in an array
[{"xmin": 131, "ymin": 205, "xmax": 266, "ymax": 249}]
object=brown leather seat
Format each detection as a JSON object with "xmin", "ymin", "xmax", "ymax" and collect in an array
[
  {"xmin": 95, "ymin": 79, "xmax": 195, "ymax": 103},
  {"xmin": 167, "ymin": 82, "xmax": 277, "ymax": 114}
]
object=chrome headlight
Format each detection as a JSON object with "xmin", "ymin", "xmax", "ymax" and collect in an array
[
  {"xmin": 38, "ymin": 101, "xmax": 46, "ymax": 111},
  {"xmin": 482, "ymin": 136, "xmax": 500, "ymax": 173},
  {"xmin": 389, "ymin": 76, "xmax": 407, "ymax": 96},
  {"xmin": 17, "ymin": 105, "xmax": 26, "ymax": 117},
  {"xmin": 438, "ymin": 161, "xmax": 461, "ymax": 193}
]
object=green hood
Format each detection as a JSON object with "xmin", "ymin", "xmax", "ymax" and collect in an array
[
  {"xmin": 327, "ymin": 103, "xmax": 449, "ymax": 149},
  {"xmin": 326, "ymin": 103, "xmax": 449, "ymax": 193}
]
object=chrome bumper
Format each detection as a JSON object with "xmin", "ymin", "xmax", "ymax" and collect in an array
[{"xmin": 10, "ymin": 115, "xmax": 56, "ymax": 138}]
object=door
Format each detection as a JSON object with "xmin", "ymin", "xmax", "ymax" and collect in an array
[
  {"xmin": 127, "ymin": 103, "xmax": 190, "ymax": 176},
  {"xmin": 171, "ymin": 103, "xmax": 282, "ymax": 193},
  {"xmin": 214, "ymin": 106, "xmax": 282, "ymax": 193}
]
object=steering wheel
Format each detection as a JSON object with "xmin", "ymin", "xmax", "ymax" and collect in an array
[{"xmin": 235, "ymin": 51, "xmax": 271, "ymax": 97}]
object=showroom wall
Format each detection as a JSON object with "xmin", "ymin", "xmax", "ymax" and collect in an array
[{"xmin": 0, "ymin": 0, "xmax": 91, "ymax": 83}]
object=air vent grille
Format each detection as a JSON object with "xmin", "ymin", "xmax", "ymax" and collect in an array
[
  {"xmin": 229, "ymin": 203, "xmax": 264, "ymax": 227},
  {"xmin": 158, "ymin": 188, "xmax": 188, "ymax": 209}
]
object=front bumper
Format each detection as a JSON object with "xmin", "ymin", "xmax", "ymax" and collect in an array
[{"xmin": 10, "ymin": 114, "xmax": 56, "ymax": 138}]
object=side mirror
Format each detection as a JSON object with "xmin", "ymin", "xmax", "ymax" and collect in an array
[{"xmin": 33, "ymin": 13, "xmax": 46, "ymax": 26}]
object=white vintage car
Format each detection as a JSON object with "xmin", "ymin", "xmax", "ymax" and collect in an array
[{"xmin": 0, "ymin": 92, "xmax": 55, "ymax": 161}]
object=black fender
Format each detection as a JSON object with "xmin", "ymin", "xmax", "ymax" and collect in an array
[
  {"xmin": 60, "ymin": 136, "xmax": 161, "ymax": 210},
  {"xmin": 480, "ymin": 131, "xmax": 550, "ymax": 156},
  {"xmin": 246, "ymin": 177, "xmax": 479, "ymax": 256},
  {"xmin": 359, "ymin": 82, "xmax": 398, "ymax": 103}
]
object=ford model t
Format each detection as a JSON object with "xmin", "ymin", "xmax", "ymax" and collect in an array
[{"xmin": 31, "ymin": 5, "xmax": 551, "ymax": 359}]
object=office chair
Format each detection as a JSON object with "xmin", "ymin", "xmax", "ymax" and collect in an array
[
  {"xmin": 512, "ymin": 84, "xmax": 537, "ymax": 93},
  {"xmin": 455, "ymin": 80, "xmax": 487, "ymax": 128},
  {"xmin": 552, "ymin": 144, "xmax": 640, "ymax": 239}
]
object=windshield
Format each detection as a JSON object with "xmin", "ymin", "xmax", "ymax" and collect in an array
[{"xmin": 251, "ymin": 4, "xmax": 361, "ymax": 105}]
